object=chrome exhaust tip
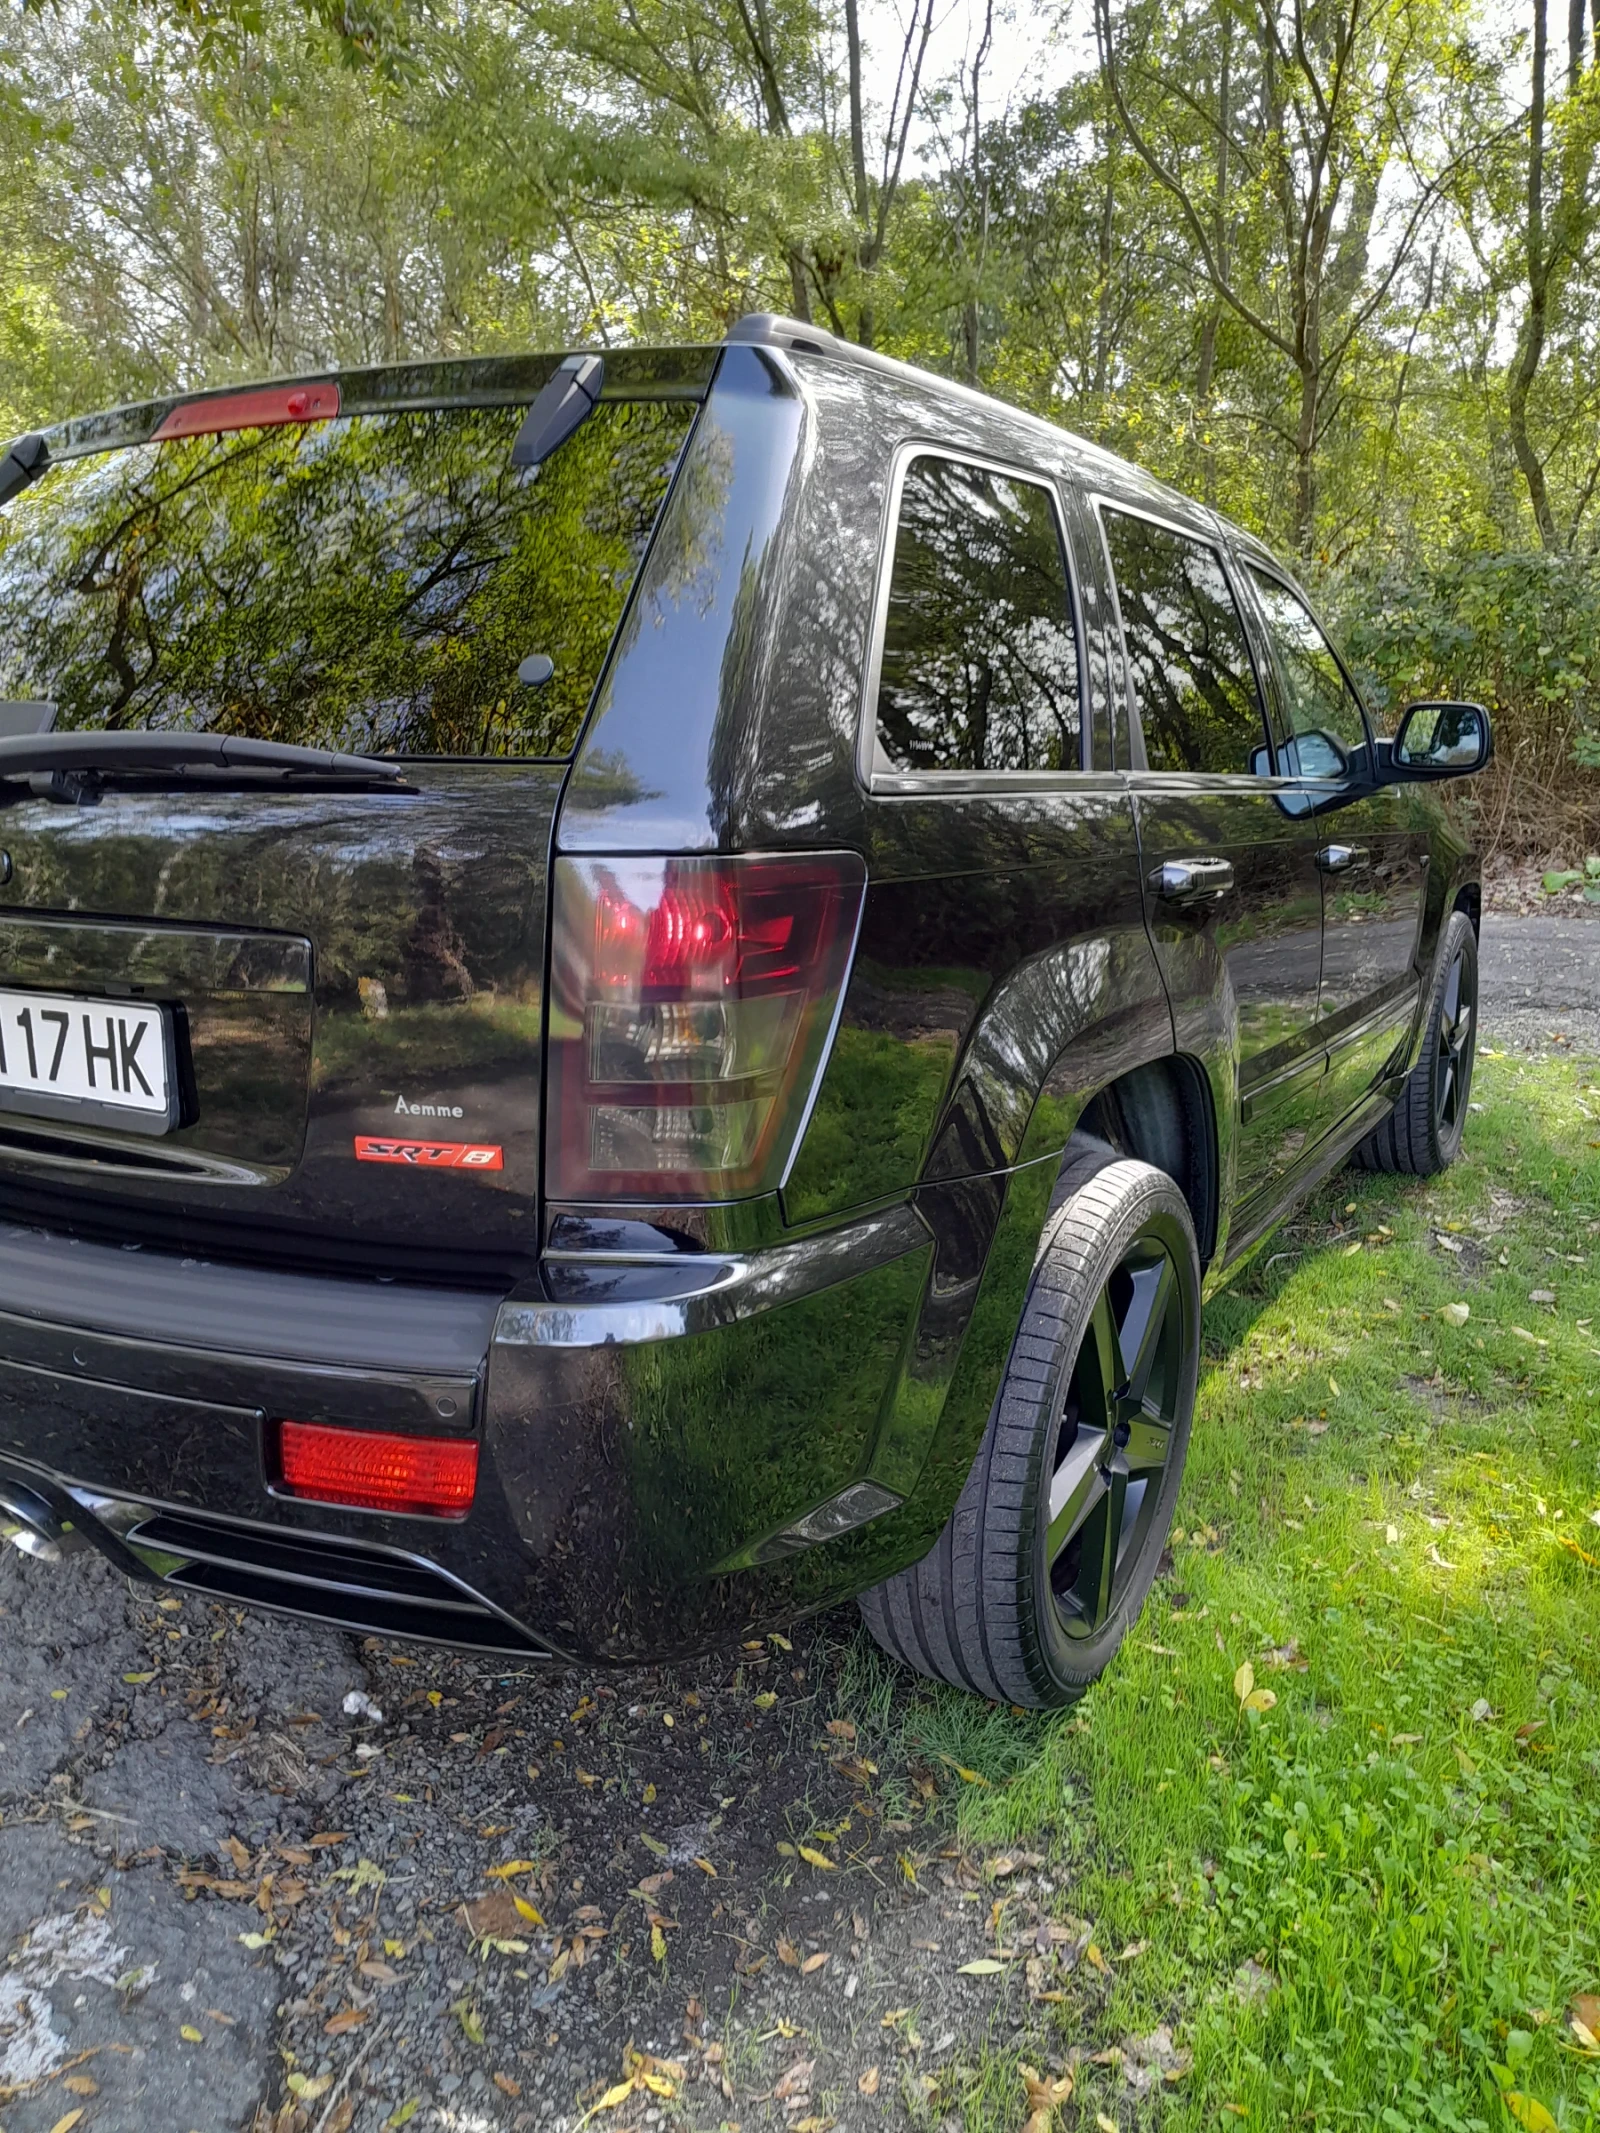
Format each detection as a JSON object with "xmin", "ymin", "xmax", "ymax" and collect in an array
[{"xmin": 0, "ymin": 1477, "xmax": 83, "ymax": 1564}]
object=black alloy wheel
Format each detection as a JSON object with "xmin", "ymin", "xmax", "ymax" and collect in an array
[
  {"xmin": 1048, "ymin": 1231, "xmax": 1185, "ymax": 1640},
  {"xmin": 860, "ymin": 1151, "xmax": 1201, "ymax": 1708},
  {"xmin": 1357, "ymin": 910, "xmax": 1479, "ymax": 1177},
  {"xmin": 1433, "ymin": 934, "xmax": 1475, "ymax": 1141}
]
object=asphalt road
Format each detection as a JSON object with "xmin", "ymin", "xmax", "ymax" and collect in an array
[
  {"xmin": 0, "ymin": 909, "xmax": 1591, "ymax": 2133},
  {"xmin": 1478, "ymin": 910, "xmax": 1600, "ymax": 1053}
]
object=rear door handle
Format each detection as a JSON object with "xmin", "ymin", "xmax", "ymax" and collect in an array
[
  {"xmin": 1317, "ymin": 844, "xmax": 1370, "ymax": 873},
  {"xmin": 1149, "ymin": 857, "xmax": 1235, "ymax": 904}
]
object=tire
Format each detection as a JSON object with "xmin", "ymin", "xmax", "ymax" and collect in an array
[
  {"xmin": 1356, "ymin": 910, "xmax": 1478, "ymax": 1177},
  {"xmin": 858, "ymin": 1152, "xmax": 1201, "ymax": 1709}
]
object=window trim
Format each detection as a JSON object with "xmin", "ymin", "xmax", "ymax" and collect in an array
[
  {"xmin": 1239, "ymin": 556, "xmax": 1378, "ymax": 771},
  {"xmin": 859, "ymin": 441, "xmax": 1092, "ymax": 791},
  {"xmin": 1091, "ymin": 494, "xmax": 1277, "ymax": 782}
]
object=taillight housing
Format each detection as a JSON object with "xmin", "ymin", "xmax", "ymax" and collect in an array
[
  {"xmin": 547, "ymin": 852, "xmax": 866, "ymax": 1201},
  {"xmin": 274, "ymin": 1421, "xmax": 478, "ymax": 1518}
]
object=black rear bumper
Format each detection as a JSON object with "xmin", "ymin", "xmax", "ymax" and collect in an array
[{"xmin": 0, "ymin": 1201, "xmax": 954, "ymax": 1662}]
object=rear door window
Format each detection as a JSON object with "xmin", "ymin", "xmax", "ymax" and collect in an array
[
  {"xmin": 0, "ymin": 399, "xmax": 693, "ymax": 758},
  {"xmin": 1100, "ymin": 507, "xmax": 1270, "ymax": 776},
  {"xmin": 875, "ymin": 453, "xmax": 1082, "ymax": 774}
]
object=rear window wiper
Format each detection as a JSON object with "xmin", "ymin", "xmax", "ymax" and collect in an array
[{"xmin": 0, "ymin": 731, "xmax": 413, "ymax": 803}]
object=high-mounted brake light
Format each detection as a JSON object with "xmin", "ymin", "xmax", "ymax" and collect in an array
[
  {"xmin": 548, "ymin": 852, "xmax": 866, "ymax": 1201},
  {"xmin": 274, "ymin": 1420, "xmax": 478, "ymax": 1518},
  {"xmin": 152, "ymin": 382, "xmax": 341, "ymax": 442}
]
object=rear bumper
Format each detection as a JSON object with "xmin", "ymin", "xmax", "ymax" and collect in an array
[{"xmin": 0, "ymin": 1206, "xmax": 938, "ymax": 1661}]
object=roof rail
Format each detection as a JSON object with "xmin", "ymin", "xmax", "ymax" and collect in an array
[{"xmin": 726, "ymin": 313, "xmax": 846, "ymax": 360}]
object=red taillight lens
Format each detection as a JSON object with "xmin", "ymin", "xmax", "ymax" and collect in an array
[
  {"xmin": 548, "ymin": 852, "xmax": 866, "ymax": 1201},
  {"xmin": 275, "ymin": 1421, "xmax": 478, "ymax": 1518}
]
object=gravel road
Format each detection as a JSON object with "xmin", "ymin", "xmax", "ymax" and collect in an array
[{"xmin": 0, "ymin": 909, "xmax": 1589, "ymax": 2133}]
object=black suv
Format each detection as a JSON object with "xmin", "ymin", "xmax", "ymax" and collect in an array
[{"xmin": 0, "ymin": 318, "xmax": 1487, "ymax": 1707}]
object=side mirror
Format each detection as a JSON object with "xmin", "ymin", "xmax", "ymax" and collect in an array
[{"xmin": 1393, "ymin": 700, "xmax": 1491, "ymax": 777}]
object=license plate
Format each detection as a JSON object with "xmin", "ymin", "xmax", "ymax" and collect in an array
[{"xmin": 0, "ymin": 987, "xmax": 176, "ymax": 1134}]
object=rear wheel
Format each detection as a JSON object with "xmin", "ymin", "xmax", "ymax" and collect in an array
[
  {"xmin": 1357, "ymin": 910, "xmax": 1477, "ymax": 1176},
  {"xmin": 859, "ymin": 1155, "xmax": 1200, "ymax": 1709}
]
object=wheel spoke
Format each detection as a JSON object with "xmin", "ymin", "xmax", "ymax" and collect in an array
[
  {"xmin": 1442, "ymin": 954, "xmax": 1462, "ymax": 1026},
  {"xmin": 1449, "ymin": 1001, "xmax": 1473, "ymax": 1057},
  {"xmin": 1118, "ymin": 1254, "xmax": 1175, "ymax": 1408},
  {"xmin": 1085, "ymin": 1289, "xmax": 1121, "ymax": 1418},
  {"xmin": 1046, "ymin": 1434, "xmax": 1108, "ymax": 1564},
  {"xmin": 1122, "ymin": 1413, "xmax": 1172, "ymax": 1473},
  {"xmin": 1065, "ymin": 1460, "xmax": 1127, "ymax": 1629}
]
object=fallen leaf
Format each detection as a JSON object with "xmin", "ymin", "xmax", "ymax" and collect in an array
[
  {"xmin": 1571, "ymin": 1993, "xmax": 1600, "ymax": 2040},
  {"xmin": 327, "ymin": 2101, "xmax": 355, "ymax": 2133},
  {"xmin": 1233, "ymin": 1660, "xmax": 1255, "ymax": 1704},
  {"xmin": 777, "ymin": 1936, "xmax": 800, "ymax": 1967},
  {"xmin": 485, "ymin": 1860, "xmax": 538, "ymax": 1880},
  {"xmin": 650, "ymin": 1923, "xmax": 667, "ymax": 1963},
  {"xmin": 1504, "ymin": 2095, "xmax": 1558, "ymax": 2132},
  {"xmin": 1086, "ymin": 1942, "xmax": 1110, "ymax": 1973},
  {"xmin": 753, "ymin": 1691, "xmax": 778, "ymax": 1711},
  {"xmin": 449, "ymin": 2000, "xmax": 485, "ymax": 2045},
  {"xmin": 801, "ymin": 1951, "xmax": 829, "ymax": 1974},
  {"xmin": 386, "ymin": 2104, "xmax": 421, "ymax": 2130},
  {"xmin": 62, "ymin": 2078, "xmax": 98, "ymax": 2098},
  {"xmin": 595, "ymin": 2077, "xmax": 636, "ymax": 2110},
  {"xmin": 1096, "ymin": 2115, "xmax": 1119, "ymax": 2133},
  {"xmin": 773, "ymin": 2059, "xmax": 815, "ymax": 2100},
  {"xmin": 640, "ymin": 1833, "xmax": 669, "ymax": 1859},
  {"xmin": 324, "ymin": 2009, "xmax": 369, "ymax": 2036},
  {"xmin": 1243, "ymin": 1687, "xmax": 1277, "ymax": 1714},
  {"xmin": 693, "ymin": 1857, "xmax": 718, "ymax": 1877},
  {"xmin": 359, "ymin": 1959, "xmax": 401, "ymax": 1985},
  {"xmin": 288, "ymin": 2071, "xmax": 333, "ymax": 2100},
  {"xmin": 1440, "ymin": 1302, "xmax": 1470, "ymax": 1326},
  {"xmin": 1386, "ymin": 1524, "xmax": 1400, "ymax": 1544},
  {"xmin": 958, "ymin": 1957, "xmax": 1005, "ymax": 1975},
  {"xmin": 1019, "ymin": 2061, "xmax": 1074, "ymax": 2132},
  {"xmin": 48, "ymin": 2113, "xmax": 84, "ymax": 2133},
  {"xmin": 1328, "ymin": 1375, "xmax": 1340, "ymax": 1397},
  {"xmin": 858, "ymin": 2066, "xmax": 881, "ymax": 2096},
  {"xmin": 798, "ymin": 1845, "xmax": 836, "ymax": 1871},
  {"xmin": 493, "ymin": 2072, "xmax": 522, "ymax": 2098},
  {"xmin": 825, "ymin": 1718, "xmax": 857, "ymax": 1741},
  {"xmin": 512, "ymin": 1894, "xmax": 544, "ymax": 1925}
]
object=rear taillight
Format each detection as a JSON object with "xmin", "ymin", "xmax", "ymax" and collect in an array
[
  {"xmin": 547, "ymin": 852, "xmax": 866, "ymax": 1201},
  {"xmin": 274, "ymin": 1421, "xmax": 478, "ymax": 1518}
]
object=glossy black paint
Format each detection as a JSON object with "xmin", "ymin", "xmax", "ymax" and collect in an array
[{"xmin": 0, "ymin": 325, "xmax": 1484, "ymax": 1661}]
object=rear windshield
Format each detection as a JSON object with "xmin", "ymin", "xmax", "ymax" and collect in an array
[{"xmin": 0, "ymin": 398, "xmax": 693, "ymax": 758}]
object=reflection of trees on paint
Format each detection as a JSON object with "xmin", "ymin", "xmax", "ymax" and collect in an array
[{"xmin": 0, "ymin": 399, "xmax": 692, "ymax": 757}]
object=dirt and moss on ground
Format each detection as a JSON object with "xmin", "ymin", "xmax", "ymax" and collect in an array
[{"xmin": 0, "ymin": 1042, "xmax": 1595, "ymax": 2133}]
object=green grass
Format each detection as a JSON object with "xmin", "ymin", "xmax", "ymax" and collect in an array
[{"xmin": 843, "ymin": 1047, "xmax": 1600, "ymax": 2131}]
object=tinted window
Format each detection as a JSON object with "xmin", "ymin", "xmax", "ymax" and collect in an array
[
  {"xmin": 1248, "ymin": 568, "xmax": 1369, "ymax": 777},
  {"xmin": 876, "ymin": 455, "xmax": 1081, "ymax": 773},
  {"xmin": 1101, "ymin": 509, "xmax": 1268, "ymax": 776},
  {"xmin": 0, "ymin": 398, "xmax": 692, "ymax": 757}
]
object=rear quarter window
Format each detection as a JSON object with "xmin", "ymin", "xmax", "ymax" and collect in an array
[
  {"xmin": 874, "ymin": 453, "xmax": 1082, "ymax": 774},
  {"xmin": 0, "ymin": 398, "xmax": 693, "ymax": 758}
]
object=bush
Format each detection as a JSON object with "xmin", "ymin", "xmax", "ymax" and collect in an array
[{"xmin": 1329, "ymin": 551, "xmax": 1600, "ymax": 857}]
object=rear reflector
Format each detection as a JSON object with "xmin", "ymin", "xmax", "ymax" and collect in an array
[
  {"xmin": 153, "ymin": 382, "xmax": 342, "ymax": 441},
  {"xmin": 547, "ymin": 852, "xmax": 866, "ymax": 1201},
  {"xmin": 275, "ymin": 1421, "xmax": 478, "ymax": 1519}
]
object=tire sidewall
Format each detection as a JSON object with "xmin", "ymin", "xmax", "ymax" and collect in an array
[{"xmin": 1022, "ymin": 1166, "xmax": 1201, "ymax": 1698}]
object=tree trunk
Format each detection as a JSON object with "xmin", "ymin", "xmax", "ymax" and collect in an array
[{"xmin": 1509, "ymin": 0, "xmax": 1561, "ymax": 548}]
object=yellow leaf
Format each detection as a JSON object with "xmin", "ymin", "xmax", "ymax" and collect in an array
[
  {"xmin": 1097, "ymin": 2115, "xmax": 1119, "ymax": 2133},
  {"xmin": 798, "ymin": 1845, "xmax": 836, "ymax": 1870},
  {"xmin": 596, "ymin": 2077, "xmax": 636, "ymax": 2109},
  {"xmin": 693, "ymin": 1856, "xmax": 717, "ymax": 1877},
  {"xmin": 958, "ymin": 1957, "xmax": 1005, "ymax": 1975},
  {"xmin": 512, "ymin": 1894, "xmax": 544, "ymax": 1925},
  {"xmin": 1505, "ymin": 2095, "xmax": 1558, "ymax": 2132},
  {"xmin": 754, "ymin": 1691, "xmax": 777, "ymax": 1711},
  {"xmin": 859, "ymin": 2066, "xmax": 881, "ymax": 2096},
  {"xmin": 639, "ymin": 2070, "xmax": 678, "ymax": 2097},
  {"xmin": 485, "ymin": 1860, "xmax": 536, "ymax": 1880},
  {"xmin": 642, "ymin": 1782, "xmax": 656, "ymax": 1803},
  {"xmin": 1328, "ymin": 1376, "xmax": 1340, "ymax": 1397},
  {"xmin": 1086, "ymin": 1942, "xmax": 1109, "ymax": 1972},
  {"xmin": 1234, "ymin": 1661, "xmax": 1255, "ymax": 1704},
  {"xmin": 769, "ymin": 1632, "xmax": 793, "ymax": 1650},
  {"xmin": 62, "ymin": 2078, "xmax": 98, "ymax": 2097},
  {"xmin": 48, "ymin": 2113, "xmax": 85, "ymax": 2133},
  {"xmin": 1243, "ymin": 1687, "xmax": 1278, "ymax": 1714},
  {"xmin": 386, "ymin": 2103, "xmax": 421, "ymax": 2129},
  {"xmin": 180, "ymin": 2024, "xmax": 204, "ymax": 2043},
  {"xmin": 288, "ymin": 2071, "xmax": 333, "ymax": 2099},
  {"xmin": 650, "ymin": 1923, "xmax": 667, "ymax": 1963}
]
